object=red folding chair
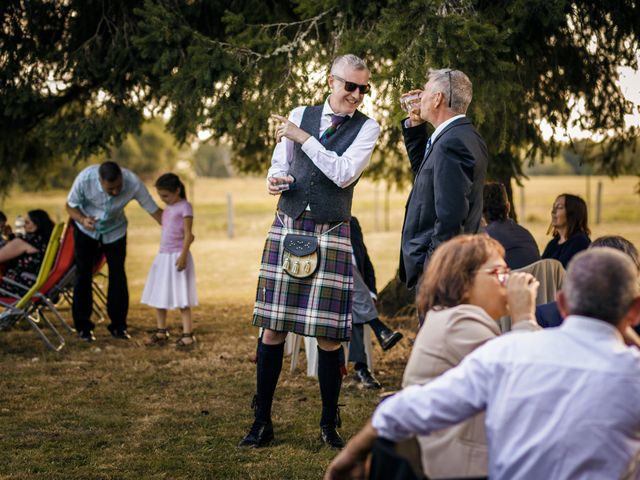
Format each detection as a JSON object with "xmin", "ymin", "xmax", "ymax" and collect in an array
[
  {"xmin": 30, "ymin": 221, "xmax": 78, "ymax": 334},
  {"xmin": 0, "ymin": 223, "xmax": 66, "ymax": 351}
]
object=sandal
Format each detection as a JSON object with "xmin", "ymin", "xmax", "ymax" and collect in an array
[
  {"xmin": 176, "ymin": 332, "xmax": 196, "ymax": 349},
  {"xmin": 144, "ymin": 328, "xmax": 170, "ymax": 346}
]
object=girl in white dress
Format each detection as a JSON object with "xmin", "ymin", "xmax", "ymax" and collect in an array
[{"xmin": 142, "ymin": 173, "xmax": 198, "ymax": 347}]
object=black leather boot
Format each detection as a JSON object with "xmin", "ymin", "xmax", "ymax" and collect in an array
[{"xmin": 320, "ymin": 424, "xmax": 344, "ymax": 449}]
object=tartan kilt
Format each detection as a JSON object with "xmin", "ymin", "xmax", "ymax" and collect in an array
[{"xmin": 252, "ymin": 211, "xmax": 353, "ymax": 340}]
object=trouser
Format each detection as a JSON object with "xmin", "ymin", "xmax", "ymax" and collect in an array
[
  {"xmin": 72, "ymin": 228, "xmax": 128, "ymax": 333},
  {"xmin": 348, "ymin": 323, "xmax": 367, "ymax": 364},
  {"xmin": 349, "ymin": 268, "xmax": 377, "ymax": 364}
]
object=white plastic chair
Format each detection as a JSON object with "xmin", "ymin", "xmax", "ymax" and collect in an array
[{"xmin": 288, "ymin": 328, "xmax": 374, "ymax": 377}]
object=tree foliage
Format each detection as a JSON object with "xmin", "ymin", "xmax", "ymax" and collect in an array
[
  {"xmin": 17, "ymin": 119, "xmax": 183, "ymax": 190},
  {"xmin": 1, "ymin": 0, "xmax": 639, "ymax": 196}
]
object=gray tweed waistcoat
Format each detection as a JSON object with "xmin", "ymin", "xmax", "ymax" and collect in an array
[{"xmin": 277, "ymin": 105, "xmax": 369, "ymax": 223}]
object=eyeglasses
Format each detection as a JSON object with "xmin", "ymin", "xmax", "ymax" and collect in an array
[
  {"xmin": 480, "ymin": 266, "xmax": 511, "ymax": 285},
  {"xmin": 446, "ymin": 70, "xmax": 453, "ymax": 109},
  {"xmin": 332, "ymin": 74, "xmax": 371, "ymax": 95}
]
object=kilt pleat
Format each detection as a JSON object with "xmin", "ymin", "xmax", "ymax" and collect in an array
[{"xmin": 252, "ymin": 211, "xmax": 353, "ymax": 340}]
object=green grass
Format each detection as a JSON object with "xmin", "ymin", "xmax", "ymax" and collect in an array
[{"xmin": 0, "ymin": 175, "xmax": 639, "ymax": 478}]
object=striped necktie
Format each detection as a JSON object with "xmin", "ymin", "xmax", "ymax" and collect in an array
[{"xmin": 320, "ymin": 114, "xmax": 348, "ymax": 145}]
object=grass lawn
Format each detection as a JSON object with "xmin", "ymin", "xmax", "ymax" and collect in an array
[
  {"xmin": 0, "ymin": 303, "xmax": 412, "ymax": 480},
  {"xmin": 0, "ymin": 175, "xmax": 639, "ymax": 478}
]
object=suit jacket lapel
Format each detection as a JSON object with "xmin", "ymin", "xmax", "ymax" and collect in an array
[{"xmin": 414, "ymin": 117, "xmax": 470, "ymax": 181}]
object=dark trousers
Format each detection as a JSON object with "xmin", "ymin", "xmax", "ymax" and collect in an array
[
  {"xmin": 348, "ymin": 323, "xmax": 367, "ymax": 364},
  {"xmin": 72, "ymin": 228, "xmax": 128, "ymax": 333}
]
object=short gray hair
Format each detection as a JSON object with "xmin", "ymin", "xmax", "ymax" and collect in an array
[
  {"xmin": 563, "ymin": 248, "xmax": 639, "ymax": 325},
  {"xmin": 331, "ymin": 54, "xmax": 369, "ymax": 75},
  {"xmin": 427, "ymin": 69, "xmax": 472, "ymax": 114},
  {"xmin": 590, "ymin": 235, "xmax": 640, "ymax": 273}
]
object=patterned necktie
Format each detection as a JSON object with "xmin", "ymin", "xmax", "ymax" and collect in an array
[{"xmin": 320, "ymin": 114, "xmax": 348, "ymax": 145}]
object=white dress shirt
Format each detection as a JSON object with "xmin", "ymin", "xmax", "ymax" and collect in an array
[
  {"xmin": 268, "ymin": 98, "xmax": 380, "ymax": 188},
  {"xmin": 372, "ymin": 316, "xmax": 640, "ymax": 479},
  {"xmin": 427, "ymin": 114, "xmax": 465, "ymax": 145}
]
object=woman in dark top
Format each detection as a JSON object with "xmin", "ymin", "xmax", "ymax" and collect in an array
[
  {"xmin": 0, "ymin": 209, "xmax": 54, "ymax": 291},
  {"xmin": 541, "ymin": 193, "xmax": 591, "ymax": 268}
]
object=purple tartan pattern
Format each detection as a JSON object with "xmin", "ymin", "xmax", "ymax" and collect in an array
[{"xmin": 253, "ymin": 211, "xmax": 353, "ymax": 340}]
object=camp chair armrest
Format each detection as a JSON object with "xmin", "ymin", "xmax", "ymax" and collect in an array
[
  {"xmin": 0, "ymin": 285, "xmax": 22, "ymax": 300},
  {"xmin": 0, "ymin": 276, "xmax": 30, "ymax": 292}
]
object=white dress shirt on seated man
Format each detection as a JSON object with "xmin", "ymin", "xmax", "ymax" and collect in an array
[{"xmin": 372, "ymin": 315, "xmax": 640, "ymax": 480}]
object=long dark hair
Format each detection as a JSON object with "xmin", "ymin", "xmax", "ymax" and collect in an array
[
  {"xmin": 548, "ymin": 193, "xmax": 590, "ymax": 238},
  {"xmin": 27, "ymin": 209, "xmax": 54, "ymax": 242},
  {"xmin": 155, "ymin": 173, "xmax": 186, "ymax": 200}
]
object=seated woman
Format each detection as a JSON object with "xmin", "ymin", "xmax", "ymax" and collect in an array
[
  {"xmin": 541, "ymin": 193, "xmax": 591, "ymax": 268},
  {"xmin": 402, "ymin": 234, "xmax": 539, "ymax": 479},
  {"xmin": 482, "ymin": 182, "xmax": 540, "ymax": 269},
  {"xmin": 0, "ymin": 209, "xmax": 54, "ymax": 293}
]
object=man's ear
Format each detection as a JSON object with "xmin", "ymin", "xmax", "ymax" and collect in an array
[
  {"xmin": 556, "ymin": 290, "xmax": 569, "ymax": 318},
  {"xmin": 625, "ymin": 297, "xmax": 640, "ymax": 328},
  {"xmin": 327, "ymin": 74, "xmax": 334, "ymax": 90}
]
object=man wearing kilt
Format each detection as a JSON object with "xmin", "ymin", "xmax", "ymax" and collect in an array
[{"xmin": 239, "ymin": 54, "xmax": 380, "ymax": 450}]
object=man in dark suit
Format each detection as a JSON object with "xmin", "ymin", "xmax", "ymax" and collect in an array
[{"xmin": 399, "ymin": 69, "xmax": 489, "ymax": 290}]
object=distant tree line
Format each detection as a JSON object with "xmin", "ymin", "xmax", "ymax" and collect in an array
[{"xmin": 15, "ymin": 119, "xmax": 231, "ymax": 191}]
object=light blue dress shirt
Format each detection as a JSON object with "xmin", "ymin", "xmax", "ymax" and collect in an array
[
  {"xmin": 372, "ymin": 316, "xmax": 640, "ymax": 479},
  {"xmin": 67, "ymin": 165, "xmax": 159, "ymax": 244}
]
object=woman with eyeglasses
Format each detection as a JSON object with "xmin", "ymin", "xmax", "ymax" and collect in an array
[
  {"xmin": 0, "ymin": 209, "xmax": 54, "ymax": 293},
  {"xmin": 401, "ymin": 234, "xmax": 539, "ymax": 479},
  {"xmin": 542, "ymin": 193, "xmax": 591, "ymax": 268}
]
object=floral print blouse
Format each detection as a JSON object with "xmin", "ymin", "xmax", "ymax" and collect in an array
[{"xmin": 3, "ymin": 232, "xmax": 49, "ymax": 292}]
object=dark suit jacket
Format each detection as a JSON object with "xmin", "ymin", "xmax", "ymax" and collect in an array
[
  {"xmin": 350, "ymin": 216, "xmax": 376, "ymax": 295},
  {"xmin": 399, "ymin": 118, "xmax": 489, "ymax": 289}
]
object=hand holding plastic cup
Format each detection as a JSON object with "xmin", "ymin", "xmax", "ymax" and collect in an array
[
  {"xmin": 268, "ymin": 175, "xmax": 295, "ymax": 194},
  {"xmin": 400, "ymin": 92, "xmax": 422, "ymax": 113}
]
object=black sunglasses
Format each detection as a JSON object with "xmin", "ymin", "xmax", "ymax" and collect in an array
[
  {"xmin": 446, "ymin": 70, "xmax": 453, "ymax": 109},
  {"xmin": 332, "ymin": 74, "xmax": 371, "ymax": 95}
]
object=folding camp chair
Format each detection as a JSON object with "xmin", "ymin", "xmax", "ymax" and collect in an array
[
  {"xmin": 29, "ymin": 221, "xmax": 78, "ymax": 334},
  {"xmin": 0, "ymin": 223, "xmax": 66, "ymax": 351},
  {"xmin": 54, "ymin": 233, "xmax": 108, "ymax": 324},
  {"xmin": 91, "ymin": 254, "xmax": 108, "ymax": 322}
]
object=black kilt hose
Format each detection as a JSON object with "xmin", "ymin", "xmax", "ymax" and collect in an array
[{"xmin": 252, "ymin": 211, "xmax": 353, "ymax": 341}]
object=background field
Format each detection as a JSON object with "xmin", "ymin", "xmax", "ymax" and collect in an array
[
  {"xmin": 2, "ymin": 175, "xmax": 638, "ymax": 303},
  {"xmin": 0, "ymin": 175, "xmax": 638, "ymax": 479}
]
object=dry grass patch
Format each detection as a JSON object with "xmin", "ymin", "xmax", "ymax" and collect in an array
[{"xmin": 0, "ymin": 303, "xmax": 414, "ymax": 480}]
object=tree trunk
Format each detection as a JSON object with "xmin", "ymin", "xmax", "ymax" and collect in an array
[{"xmin": 377, "ymin": 270, "xmax": 416, "ymax": 318}]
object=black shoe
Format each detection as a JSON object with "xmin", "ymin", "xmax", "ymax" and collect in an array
[
  {"xmin": 354, "ymin": 367, "xmax": 382, "ymax": 389},
  {"xmin": 376, "ymin": 329, "xmax": 403, "ymax": 351},
  {"xmin": 108, "ymin": 325, "xmax": 131, "ymax": 340},
  {"xmin": 78, "ymin": 329, "xmax": 96, "ymax": 342},
  {"xmin": 320, "ymin": 425, "xmax": 345, "ymax": 449},
  {"xmin": 238, "ymin": 420, "xmax": 274, "ymax": 448}
]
